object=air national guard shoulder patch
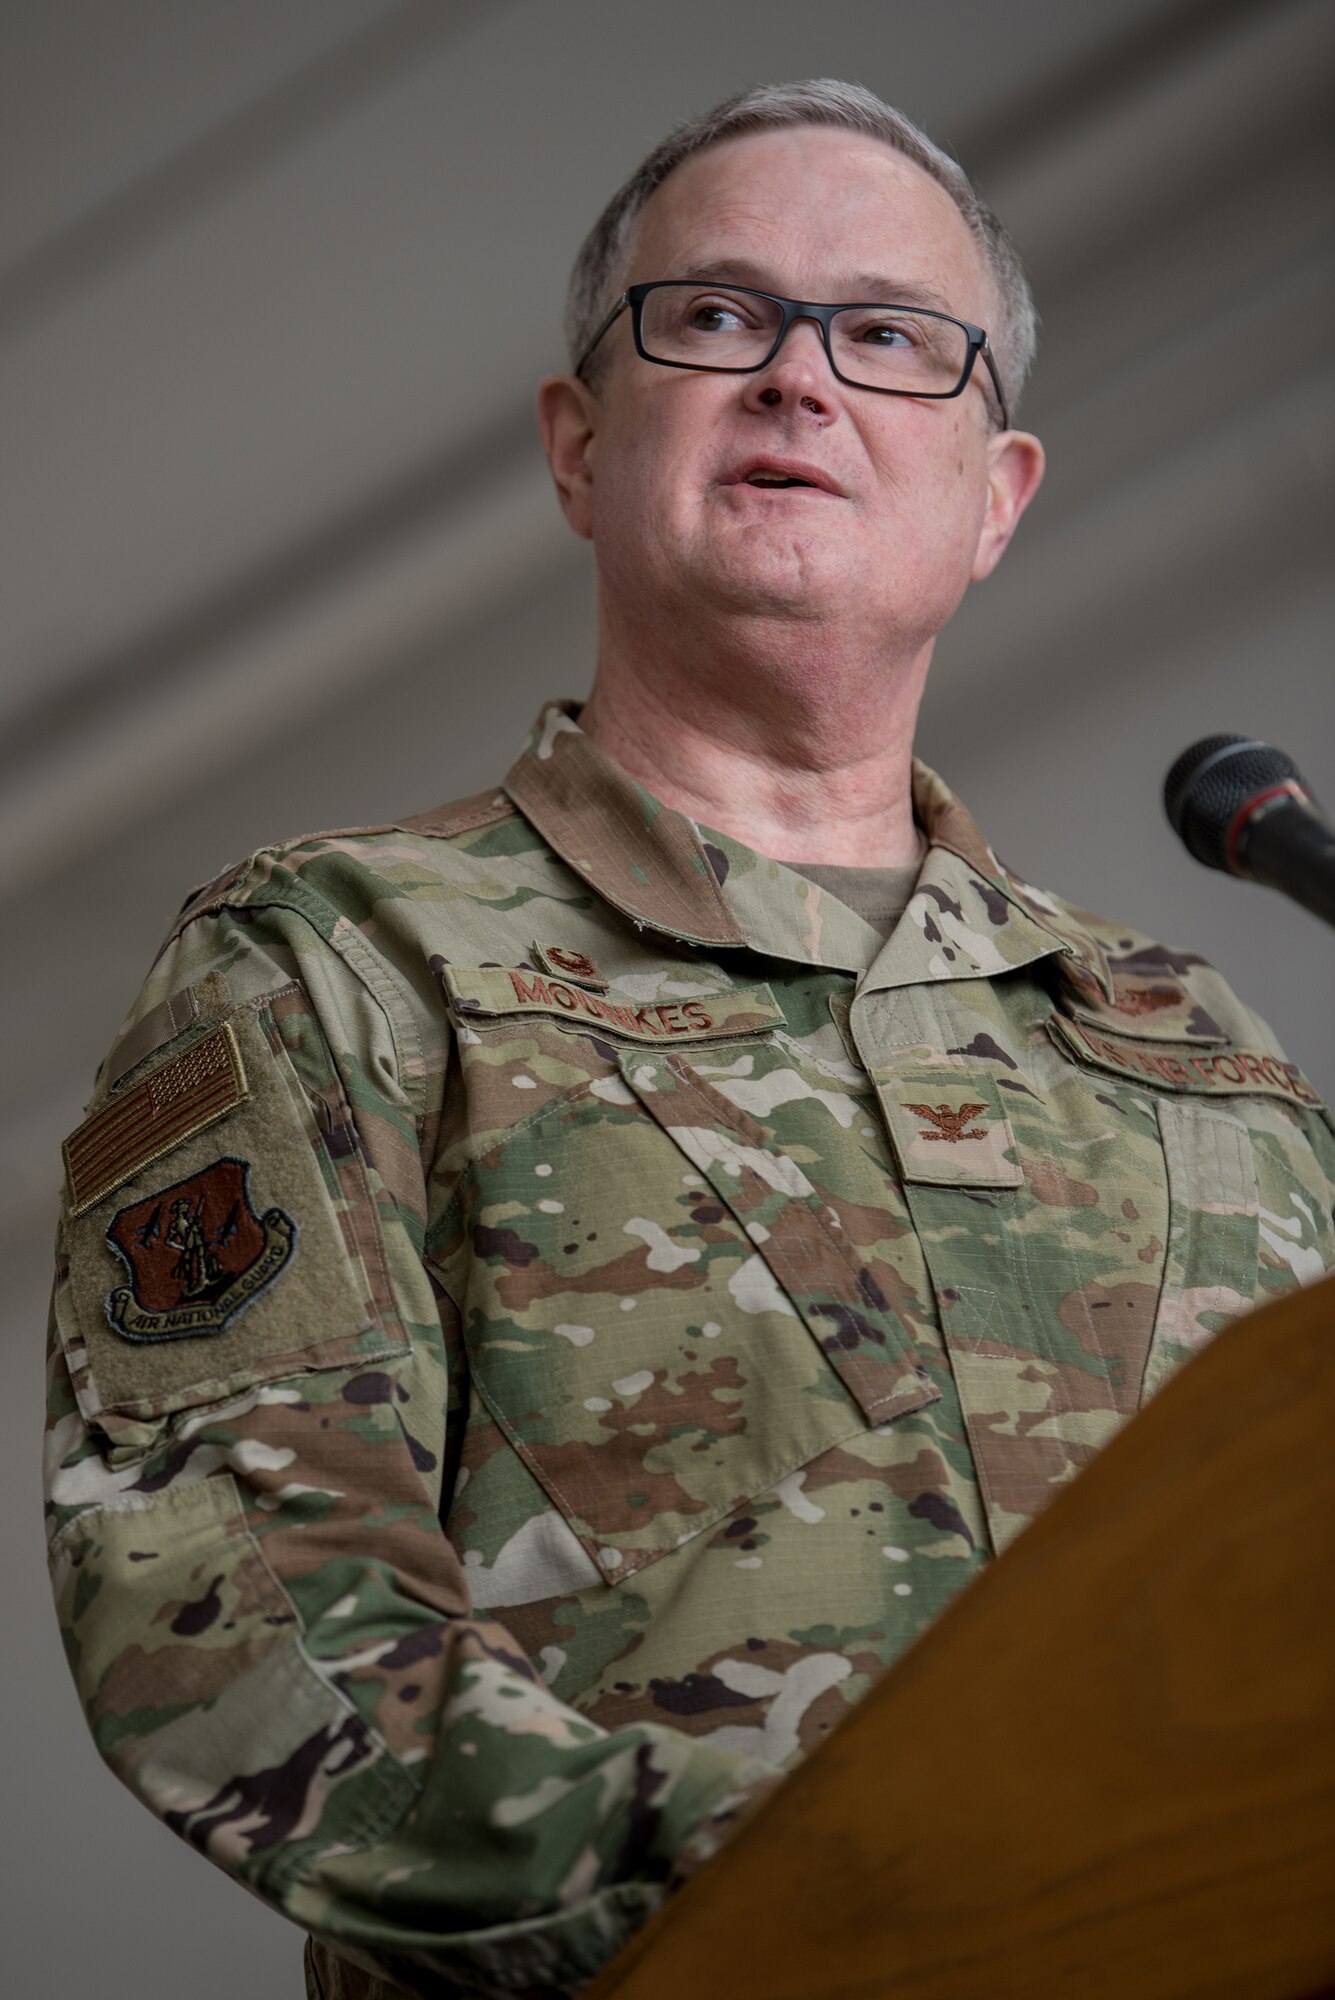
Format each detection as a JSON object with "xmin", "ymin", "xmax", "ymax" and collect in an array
[{"xmin": 104, "ymin": 1157, "xmax": 296, "ymax": 1342}]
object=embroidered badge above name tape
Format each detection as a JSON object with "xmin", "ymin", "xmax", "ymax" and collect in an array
[
  {"xmin": 104, "ymin": 1157, "xmax": 296, "ymax": 1342},
  {"xmin": 531, "ymin": 943, "xmax": 609, "ymax": 991},
  {"xmin": 64, "ymin": 1024, "xmax": 248, "ymax": 1216},
  {"xmin": 442, "ymin": 966, "xmax": 784, "ymax": 1045},
  {"xmin": 1048, "ymin": 1013, "xmax": 1324, "ymax": 1108},
  {"xmin": 1057, "ymin": 958, "xmax": 1228, "ymax": 1044}
]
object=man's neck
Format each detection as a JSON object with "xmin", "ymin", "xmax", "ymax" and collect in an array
[{"xmin": 579, "ymin": 623, "xmax": 932, "ymax": 869}]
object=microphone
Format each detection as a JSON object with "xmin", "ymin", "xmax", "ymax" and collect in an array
[{"xmin": 1164, "ymin": 735, "xmax": 1335, "ymax": 931}]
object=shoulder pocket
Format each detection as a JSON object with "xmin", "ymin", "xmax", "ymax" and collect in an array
[{"xmin": 57, "ymin": 987, "xmax": 406, "ymax": 1434}]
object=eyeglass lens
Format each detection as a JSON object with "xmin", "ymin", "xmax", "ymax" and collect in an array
[{"xmin": 640, "ymin": 284, "xmax": 971, "ymax": 391}]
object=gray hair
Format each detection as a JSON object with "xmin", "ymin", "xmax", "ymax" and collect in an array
[{"xmin": 565, "ymin": 78, "xmax": 1037, "ymax": 421}]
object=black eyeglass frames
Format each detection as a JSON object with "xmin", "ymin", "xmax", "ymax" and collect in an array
[{"xmin": 575, "ymin": 280, "xmax": 1009, "ymax": 430}]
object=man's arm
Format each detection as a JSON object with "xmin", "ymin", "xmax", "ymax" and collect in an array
[{"xmin": 44, "ymin": 888, "xmax": 773, "ymax": 2000}]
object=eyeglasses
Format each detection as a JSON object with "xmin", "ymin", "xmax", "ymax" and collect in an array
[{"xmin": 575, "ymin": 279, "xmax": 1010, "ymax": 430}]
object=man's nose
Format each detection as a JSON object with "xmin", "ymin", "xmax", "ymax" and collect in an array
[{"xmin": 744, "ymin": 315, "xmax": 836, "ymax": 417}]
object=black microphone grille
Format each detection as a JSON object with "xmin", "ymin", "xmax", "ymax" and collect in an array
[{"xmin": 1163, "ymin": 735, "xmax": 1306, "ymax": 872}]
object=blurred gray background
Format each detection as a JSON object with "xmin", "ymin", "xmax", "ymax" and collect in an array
[{"xmin": 4, "ymin": 1, "xmax": 1332, "ymax": 1991}]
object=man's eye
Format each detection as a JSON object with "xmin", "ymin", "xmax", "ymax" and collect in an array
[
  {"xmin": 857, "ymin": 318, "xmax": 916, "ymax": 346},
  {"xmin": 689, "ymin": 302, "xmax": 746, "ymax": 332}
]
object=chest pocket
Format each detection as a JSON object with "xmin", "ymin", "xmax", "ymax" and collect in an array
[
  {"xmin": 429, "ymin": 971, "xmax": 937, "ymax": 1585},
  {"xmin": 865, "ymin": 989, "xmax": 1182, "ymax": 1555},
  {"xmin": 1144, "ymin": 1096, "xmax": 1260, "ymax": 1401},
  {"xmin": 866, "ymin": 978, "xmax": 1334, "ymax": 1554}
]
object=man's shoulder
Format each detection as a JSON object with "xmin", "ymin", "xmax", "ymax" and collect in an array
[
  {"xmin": 169, "ymin": 785, "xmax": 525, "ymax": 934},
  {"xmin": 1008, "ymin": 865, "xmax": 1286, "ymax": 1059}
]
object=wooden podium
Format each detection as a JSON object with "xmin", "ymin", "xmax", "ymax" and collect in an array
[{"xmin": 589, "ymin": 1277, "xmax": 1335, "ymax": 2000}]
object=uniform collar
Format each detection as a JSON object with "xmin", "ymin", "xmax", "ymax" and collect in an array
[{"xmin": 504, "ymin": 700, "xmax": 1113, "ymax": 999}]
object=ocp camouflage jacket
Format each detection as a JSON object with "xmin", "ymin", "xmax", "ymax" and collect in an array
[{"xmin": 45, "ymin": 701, "xmax": 1335, "ymax": 2000}]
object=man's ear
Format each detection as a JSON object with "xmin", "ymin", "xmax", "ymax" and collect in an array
[
  {"xmin": 971, "ymin": 428, "xmax": 1045, "ymax": 581},
  {"xmin": 537, "ymin": 373, "xmax": 600, "ymax": 541}
]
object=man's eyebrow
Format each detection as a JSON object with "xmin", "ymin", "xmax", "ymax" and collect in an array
[
  {"xmin": 848, "ymin": 274, "xmax": 956, "ymax": 312},
  {"xmin": 672, "ymin": 260, "xmax": 958, "ymax": 314}
]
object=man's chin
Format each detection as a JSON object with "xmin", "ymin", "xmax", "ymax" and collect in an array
[
  {"xmin": 689, "ymin": 541, "xmax": 851, "ymax": 621},
  {"xmin": 705, "ymin": 571, "xmax": 846, "ymax": 624}
]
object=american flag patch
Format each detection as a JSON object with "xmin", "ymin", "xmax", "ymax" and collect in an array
[{"xmin": 64, "ymin": 1024, "xmax": 248, "ymax": 1216}]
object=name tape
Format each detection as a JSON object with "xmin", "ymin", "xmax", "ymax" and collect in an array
[
  {"xmin": 442, "ymin": 966, "xmax": 782, "ymax": 1045},
  {"xmin": 1048, "ymin": 1013, "xmax": 1323, "ymax": 1108}
]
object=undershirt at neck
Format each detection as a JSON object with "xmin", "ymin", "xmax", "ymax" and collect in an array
[{"xmin": 786, "ymin": 858, "xmax": 922, "ymax": 938}]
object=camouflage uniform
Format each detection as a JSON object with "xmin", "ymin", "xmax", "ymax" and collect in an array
[{"xmin": 45, "ymin": 700, "xmax": 1335, "ymax": 1999}]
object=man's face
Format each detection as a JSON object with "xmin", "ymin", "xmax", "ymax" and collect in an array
[{"xmin": 543, "ymin": 126, "xmax": 1042, "ymax": 657}]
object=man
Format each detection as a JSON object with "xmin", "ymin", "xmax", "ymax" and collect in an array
[{"xmin": 44, "ymin": 79, "xmax": 1335, "ymax": 2000}]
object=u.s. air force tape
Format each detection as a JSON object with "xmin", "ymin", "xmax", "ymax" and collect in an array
[{"xmin": 1048, "ymin": 1013, "xmax": 1323, "ymax": 1108}]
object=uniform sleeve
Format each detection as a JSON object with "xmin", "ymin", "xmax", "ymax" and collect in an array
[{"xmin": 44, "ymin": 890, "xmax": 776, "ymax": 2000}]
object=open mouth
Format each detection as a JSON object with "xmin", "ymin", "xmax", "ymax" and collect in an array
[{"xmin": 726, "ymin": 459, "xmax": 841, "ymax": 494}]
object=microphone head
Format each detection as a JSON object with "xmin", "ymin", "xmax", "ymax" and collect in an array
[{"xmin": 1164, "ymin": 735, "xmax": 1307, "ymax": 871}]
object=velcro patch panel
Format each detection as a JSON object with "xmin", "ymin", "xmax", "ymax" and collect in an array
[
  {"xmin": 1048, "ymin": 1013, "xmax": 1324, "ymax": 1108},
  {"xmin": 64, "ymin": 1024, "xmax": 248, "ymax": 1216},
  {"xmin": 876, "ymin": 1067, "xmax": 1023, "ymax": 1189},
  {"xmin": 442, "ymin": 965, "xmax": 783, "ymax": 1045}
]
